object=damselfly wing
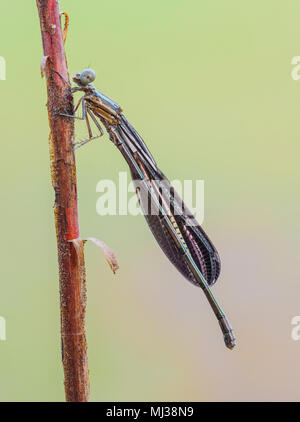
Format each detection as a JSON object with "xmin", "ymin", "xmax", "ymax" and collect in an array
[{"xmin": 116, "ymin": 115, "xmax": 221, "ymax": 287}]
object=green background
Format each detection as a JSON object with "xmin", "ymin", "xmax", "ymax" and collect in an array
[{"xmin": 0, "ymin": 0, "xmax": 299, "ymax": 401}]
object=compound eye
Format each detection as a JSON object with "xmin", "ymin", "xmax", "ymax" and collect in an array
[{"xmin": 79, "ymin": 69, "xmax": 96, "ymax": 85}]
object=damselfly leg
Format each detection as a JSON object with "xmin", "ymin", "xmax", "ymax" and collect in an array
[{"xmin": 60, "ymin": 94, "xmax": 104, "ymax": 149}]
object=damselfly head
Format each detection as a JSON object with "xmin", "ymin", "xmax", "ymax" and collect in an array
[{"xmin": 73, "ymin": 68, "xmax": 96, "ymax": 86}]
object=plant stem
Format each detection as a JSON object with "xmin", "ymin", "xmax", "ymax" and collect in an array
[{"xmin": 36, "ymin": 0, "xmax": 90, "ymax": 402}]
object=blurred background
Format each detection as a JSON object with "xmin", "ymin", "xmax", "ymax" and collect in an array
[{"xmin": 0, "ymin": 0, "xmax": 299, "ymax": 401}]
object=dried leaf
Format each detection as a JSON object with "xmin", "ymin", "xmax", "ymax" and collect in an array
[
  {"xmin": 69, "ymin": 237, "xmax": 83, "ymax": 257},
  {"xmin": 83, "ymin": 237, "xmax": 119, "ymax": 274}
]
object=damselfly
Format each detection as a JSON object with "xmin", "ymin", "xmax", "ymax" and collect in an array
[{"xmin": 61, "ymin": 69, "xmax": 236, "ymax": 349}]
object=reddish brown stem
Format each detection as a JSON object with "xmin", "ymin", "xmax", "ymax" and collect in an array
[{"xmin": 36, "ymin": 0, "xmax": 89, "ymax": 401}]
